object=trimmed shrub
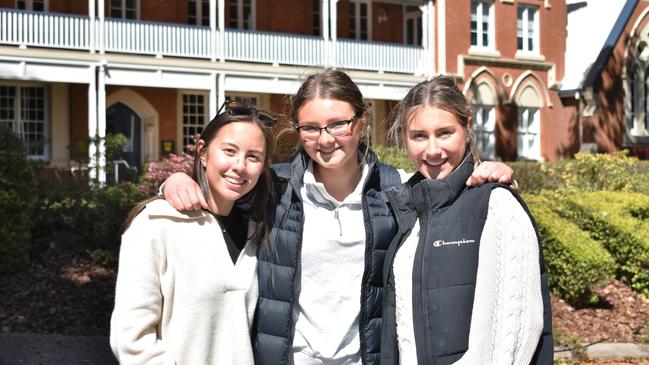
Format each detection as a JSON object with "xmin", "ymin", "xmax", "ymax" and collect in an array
[
  {"xmin": 525, "ymin": 193, "xmax": 616, "ymax": 304},
  {"xmin": 511, "ymin": 152, "xmax": 649, "ymax": 194},
  {"xmin": 85, "ymin": 183, "xmax": 146, "ymax": 260},
  {"xmin": 372, "ymin": 145, "xmax": 414, "ymax": 172},
  {"xmin": 509, "ymin": 161, "xmax": 562, "ymax": 193},
  {"xmin": 0, "ymin": 124, "xmax": 36, "ymax": 273},
  {"xmin": 565, "ymin": 191, "xmax": 649, "ymax": 296},
  {"xmin": 0, "ymin": 190, "xmax": 32, "ymax": 273}
]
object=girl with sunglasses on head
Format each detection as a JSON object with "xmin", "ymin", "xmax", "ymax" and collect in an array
[
  {"xmin": 380, "ymin": 75, "xmax": 552, "ymax": 365},
  {"xmin": 110, "ymin": 106, "xmax": 275, "ymax": 364},
  {"xmin": 161, "ymin": 69, "xmax": 515, "ymax": 365}
]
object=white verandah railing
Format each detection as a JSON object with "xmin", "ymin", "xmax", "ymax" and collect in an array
[{"xmin": 0, "ymin": 8, "xmax": 429, "ymax": 74}]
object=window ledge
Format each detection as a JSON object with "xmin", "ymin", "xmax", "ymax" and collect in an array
[
  {"xmin": 468, "ymin": 47, "xmax": 502, "ymax": 58},
  {"xmin": 515, "ymin": 51, "xmax": 545, "ymax": 62},
  {"xmin": 630, "ymin": 126, "xmax": 648, "ymax": 137}
]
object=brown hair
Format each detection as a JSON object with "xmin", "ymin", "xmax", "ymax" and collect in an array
[
  {"xmin": 289, "ymin": 68, "xmax": 372, "ymax": 157},
  {"xmin": 122, "ymin": 110, "xmax": 275, "ymax": 245},
  {"xmin": 387, "ymin": 75, "xmax": 481, "ymax": 164}
]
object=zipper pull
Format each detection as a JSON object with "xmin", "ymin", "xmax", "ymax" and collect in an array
[{"xmin": 334, "ymin": 208, "xmax": 342, "ymax": 236}]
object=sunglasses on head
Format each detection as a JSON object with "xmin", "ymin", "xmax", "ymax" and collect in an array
[{"xmin": 217, "ymin": 100, "xmax": 277, "ymax": 127}]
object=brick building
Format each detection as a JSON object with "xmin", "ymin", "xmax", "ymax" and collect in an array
[
  {"xmin": 560, "ymin": 0, "xmax": 649, "ymax": 159},
  {"xmin": 0, "ymin": 0, "xmax": 569, "ymax": 182}
]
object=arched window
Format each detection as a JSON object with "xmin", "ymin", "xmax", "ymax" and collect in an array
[
  {"xmin": 470, "ymin": 82, "xmax": 497, "ymax": 159},
  {"xmin": 516, "ymin": 85, "xmax": 542, "ymax": 160}
]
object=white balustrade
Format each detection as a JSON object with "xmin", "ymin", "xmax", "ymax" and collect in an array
[
  {"xmin": 336, "ymin": 39, "xmax": 427, "ymax": 74},
  {"xmin": 224, "ymin": 29, "xmax": 323, "ymax": 67},
  {"xmin": 0, "ymin": 8, "xmax": 429, "ymax": 74},
  {"xmin": 0, "ymin": 9, "xmax": 89, "ymax": 50},
  {"xmin": 103, "ymin": 19, "xmax": 211, "ymax": 58}
]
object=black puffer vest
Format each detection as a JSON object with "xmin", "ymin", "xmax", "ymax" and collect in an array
[
  {"xmin": 253, "ymin": 148, "xmax": 401, "ymax": 365},
  {"xmin": 380, "ymin": 155, "xmax": 553, "ymax": 365}
]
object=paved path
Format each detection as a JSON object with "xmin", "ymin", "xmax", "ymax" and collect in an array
[
  {"xmin": 0, "ymin": 333, "xmax": 116, "ymax": 365},
  {"xmin": 1, "ymin": 332, "xmax": 648, "ymax": 364}
]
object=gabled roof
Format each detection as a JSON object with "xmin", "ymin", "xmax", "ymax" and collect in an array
[{"xmin": 561, "ymin": 0, "xmax": 637, "ymax": 93}]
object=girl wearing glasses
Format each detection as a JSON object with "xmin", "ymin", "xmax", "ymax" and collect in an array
[
  {"xmin": 110, "ymin": 108, "xmax": 275, "ymax": 364},
  {"xmin": 161, "ymin": 69, "xmax": 514, "ymax": 364},
  {"xmin": 380, "ymin": 76, "xmax": 552, "ymax": 365}
]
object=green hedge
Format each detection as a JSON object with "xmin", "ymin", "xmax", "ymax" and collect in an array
[
  {"xmin": 372, "ymin": 145, "xmax": 414, "ymax": 172},
  {"xmin": 511, "ymin": 151, "xmax": 649, "ymax": 194},
  {"xmin": 525, "ymin": 193, "xmax": 616, "ymax": 304},
  {"xmin": 564, "ymin": 191, "xmax": 649, "ymax": 296},
  {"xmin": 0, "ymin": 125, "xmax": 36, "ymax": 273},
  {"xmin": 32, "ymin": 174, "xmax": 145, "ymax": 262}
]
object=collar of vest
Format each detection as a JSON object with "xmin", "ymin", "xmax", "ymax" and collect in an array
[{"xmin": 389, "ymin": 151, "xmax": 475, "ymax": 216}]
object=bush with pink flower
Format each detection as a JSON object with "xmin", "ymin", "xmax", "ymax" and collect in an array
[{"xmin": 139, "ymin": 146, "xmax": 195, "ymax": 196}]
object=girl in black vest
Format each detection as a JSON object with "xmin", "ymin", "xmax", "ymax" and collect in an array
[
  {"xmin": 160, "ymin": 69, "xmax": 516, "ymax": 365},
  {"xmin": 380, "ymin": 76, "xmax": 553, "ymax": 365}
]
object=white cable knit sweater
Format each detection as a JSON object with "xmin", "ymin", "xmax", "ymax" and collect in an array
[
  {"xmin": 393, "ymin": 188, "xmax": 544, "ymax": 364},
  {"xmin": 110, "ymin": 199, "xmax": 258, "ymax": 365}
]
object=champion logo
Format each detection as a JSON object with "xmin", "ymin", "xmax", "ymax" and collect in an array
[{"xmin": 432, "ymin": 238, "xmax": 477, "ymax": 247}]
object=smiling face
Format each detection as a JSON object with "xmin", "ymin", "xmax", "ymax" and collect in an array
[
  {"xmin": 198, "ymin": 121, "xmax": 266, "ymax": 215},
  {"xmin": 405, "ymin": 106, "xmax": 469, "ymax": 180},
  {"xmin": 296, "ymin": 97, "xmax": 364, "ymax": 175}
]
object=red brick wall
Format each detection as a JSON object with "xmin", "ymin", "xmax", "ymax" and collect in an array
[
  {"xmin": 50, "ymin": 0, "xmax": 87, "ymax": 15},
  {"xmin": 589, "ymin": 1, "xmax": 649, "ymax": 153},
  {"xmin": 372, "ymin": 3, "xmax": 402, "ymax": 43},
  {"xmin": 106, "ymin": 86, "xmax": 178, "ymax": 148},
  {"xmin": 258, "ymin": 0, "xmax": 311, "ymax": 35}
]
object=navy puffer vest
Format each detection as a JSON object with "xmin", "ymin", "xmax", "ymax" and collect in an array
[{"xmin": 253, "ymin": 148, "xmax": 401, "ymax": 365}]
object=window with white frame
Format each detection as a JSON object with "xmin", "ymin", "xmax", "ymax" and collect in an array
[
  {"xmin": 349, "ymin": 0, "xmax": 371, "ymax": 41},
  {"xmin": 188, "ymin": 0, "xmax": 210, "ymax": 26},
  {"xmin": 470, "ymin": 0, "xmax": 494, "ymax": 49},
  {"xmin": 517, "ymin": 107, "xmax": 540, "ymax": 160},
  {"xmin": 404, "ymin": 5, "xmax": 422, "ymax": 46},
  {"xmin": 313, "ymin": 0, "xmax": 321, "ymax": 36},
  {"xmin": 230, "ymin": 95, "xmax": 258, "ymax": 106},
  {"xmin": 16, "ymin": 0, "xmax": 46, "ymax": 11},
  {"xmin": 110, "ymin": 0, "xmax": 138, "ymax": 19},
  {"xmin": 182, "ymin": 93, "xmax": 207, "ymax": 153},
  {"xmin": 517, "ymin": 4, "xmax": 539, "ymax": 53},
  {"xmin": 473, "ymin": 105, "xmax": 496, "ymax": 159},
  {"xmin": 0, "ymin": 85, "xmax": 49, "ymax": 159},
  {"xmin": 228, "ymin": 0, "xmax": 254, "ymax": 30}
]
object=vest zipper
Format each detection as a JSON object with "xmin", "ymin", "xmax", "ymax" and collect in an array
[{"xmin": 413, "ymin": 208, "xmax": 433, "ymax": 365}]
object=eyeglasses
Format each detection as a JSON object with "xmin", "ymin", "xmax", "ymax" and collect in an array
[
  {"xmin": 217, "ymin": 100, "xmax": 277, "ymax": 127},
  {"xmin": 296, "ymin": 115, "xmax": 358, "ymax": 141}
]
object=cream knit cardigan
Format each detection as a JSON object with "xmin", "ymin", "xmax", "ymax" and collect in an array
[{"xmin": 110, "ymin": 199, "xmax": 258, "ymax": 365}]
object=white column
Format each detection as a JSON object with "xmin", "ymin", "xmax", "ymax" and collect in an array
[
  {"xmin": 329, "ymin": 0, "xmax": 338, "ymax": 67},
  {"xmin": 210, "ymin": 0, "xmax": 217, "ymax": 61},
  {"xmin": 322, "ymin": 0, "xmax": 329, "ymax": 66},
  {"xmin": 218, "ymin": 73, "xmax": 225, "ymax": 111},
  {"xmin": 209, "ymin": 72, "xmax": 218, "ymax": 119},
  {"xmin": 422, "ymin": 0, "xmax": 435, "ymax": 76},
  {"xmin": 98, "ymin": 0, "xmax": 105, "ymax": 54},
  {"xmin": 218, "ymin": 0, "xmax": 225, "ymax": 62},
  {"xmin": 436, "ymin": 0, "xmax": 446, "ymax": 74},
  {"xmin": 88, "ymin": 65, "xmax": 97, "ymax": 181},
  {"xmin": 89, "ymin": 0, "xmax": 96, "ymax": 53},
  {"xmin": 97, "ymin": 61, "xmax": 107, "ymax": 184}
]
